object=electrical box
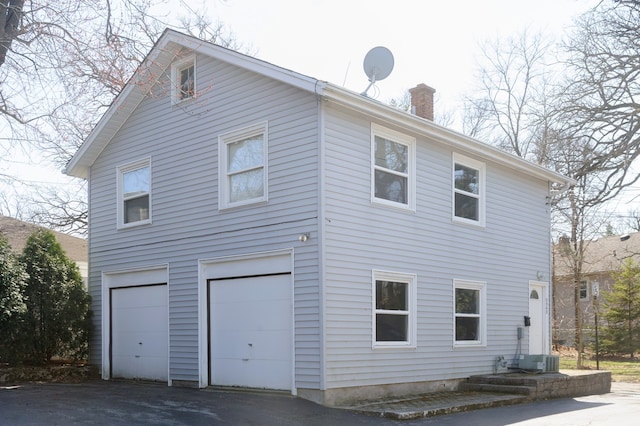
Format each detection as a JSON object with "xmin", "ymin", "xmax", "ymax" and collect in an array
[{"xmin": 517, "ymin": 327, "xmax": 523, "ymax": 339}]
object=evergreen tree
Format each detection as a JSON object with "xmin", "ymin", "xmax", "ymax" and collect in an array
[
  {"xmin": 600, "ymin": 259, "xmax": 640, "ymax": 357},
  {"xmin": 19, "ymin": 229, "xmax": 90, "ymax": 364},
  {"xmin": 0, "ymin": 235, "xmax": 27, "ymax": 363}
]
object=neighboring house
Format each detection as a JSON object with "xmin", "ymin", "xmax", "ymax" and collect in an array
[
  {"xmin": 553, "ymin": 232, "xmax": 640, "ymax": 347},
  {"xmin": 64, "ymin": 29, "xmax": 572, "ymax": 406},
  {"xmin": 0, "ymin": 215, "xmax": 88, "ymax": 285}
]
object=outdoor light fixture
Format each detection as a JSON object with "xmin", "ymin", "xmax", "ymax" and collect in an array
[{"xmin": 299, "ymin": 233, "xmax": 310, "ymax": 242}]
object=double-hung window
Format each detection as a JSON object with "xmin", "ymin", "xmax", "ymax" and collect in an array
[
  {"xmin": 373, "ymin": 270, "xmax": 417, "ymax": 348},
  {"xmin": 453, "ymin": 280, "xmax": 486, "ymax": 347},
  {"xmin": 371, "ymin": 124, "xmax": 416, "ymax": 210},
  {"xmin": 219, "ymin": 122, "xmax": 268, "ymax": 209},
  {"xmin": 171, "ymin": 54, "xmax": 196, "ymax": 103},
  {"xmin": 453, "ymin": 153, "xmax": 485, "ymax": 226},
  {"xmin": 117, "ymin": 158, "xmax": 151, "ymax": 228},
  {"xmin": 579, "ymin": 280, "xmax": 588, "ymax": 300}
]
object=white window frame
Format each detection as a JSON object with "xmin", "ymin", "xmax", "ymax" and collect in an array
[
  {"xmin": 452, "ymin": 153, "xmax": 486, "ymax": 227},
  {"xmin": 371, "ymin": 123, "xmax": 416, "ymax": 211},
  {"xmin": 218, "ymin": 121, "xmax": 268, "ymax": 210},
  {"xmin": 453, "ymin": 279, "xmax": 487, "ymax": 347},
  {"xmin": 117, "ymin": 157, "xmax": 152, "ymax": 229},
  {"xmin": 171, "ymin": 54, "xmax": 196, "ymax": 104},
  {"xmin": 579, "ymin": 280, "xmax": 589, "ymax": 300},
  {"xmin": 372, "ymin": 269, "xmax": 417, "ymax": 349}
]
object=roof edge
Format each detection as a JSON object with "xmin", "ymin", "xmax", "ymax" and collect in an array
[{"xmin": 322, "ymin": 83, "xmax": 575, "ymax": 187}]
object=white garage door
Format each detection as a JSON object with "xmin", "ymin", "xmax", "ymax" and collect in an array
[
  {"xmin": 111, "ymin": 284, "xmax": 168, "ymax": 381},
  {"xmin": 209, "ymin": 274, "xmax": 292, "ymax": 390}
]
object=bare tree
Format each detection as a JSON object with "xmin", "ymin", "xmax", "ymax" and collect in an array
[
  {"xmin": 0, "ymin": 1, "xmax": 245, "ymax": 235},
  {"xmin": 463, "ymin": 13, "xmax": 640, "ymax": 367},
  {"xmin": 463, "ymin": 29, "xmax": 555, "ymax": 164}
]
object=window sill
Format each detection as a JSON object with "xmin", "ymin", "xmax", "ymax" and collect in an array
[
  {"xmin": 453, "ymin": 342, "xmax": 486, "ymax": 349},
  {"xmin": 372, "ymin": 343, "xmax": 417, "ymax": 350},
  {"xmin": 219, "ymin": 198, "xmax": 268, "ymax": 211},
  {"xmin": 452, "ymin": 217, "xmax": 486, "ymax": 228},
  {"xmin": 117, "ymin": 219, "xmax": 152, "ymax": 230},
  {"xmin": 372, "ymin": 198, "xmax": 416, "ymax": 213}
]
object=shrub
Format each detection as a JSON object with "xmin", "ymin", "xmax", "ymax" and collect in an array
[
  {"xmin": 19, "ymin": 230, "xmax": 90, "ymax": 365},
  {"xmin": 0, "ymin": 236, "xmax": 27, "ymax": 363}
]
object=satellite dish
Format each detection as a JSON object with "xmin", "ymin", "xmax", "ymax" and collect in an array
[{"xmin": 361, "ymin": 46, "xmax": 394, "ymax": 96}]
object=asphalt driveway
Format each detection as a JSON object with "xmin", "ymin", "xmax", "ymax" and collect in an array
[
  {"xmin": 1, "ymin": 380, "xmax": 639, "ymax": 425},
  {"xmin": 0, "ymin": 381, "xmax": 392, "ymax": 426}
]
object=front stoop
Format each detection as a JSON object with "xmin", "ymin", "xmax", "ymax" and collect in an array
[
  {"xmin": 462, "ymin": 370, "xmax": 612, "ymax": 401},
  {"xmin": 340, "ymin": 370, "xmax": 611, "ymax": 420}
]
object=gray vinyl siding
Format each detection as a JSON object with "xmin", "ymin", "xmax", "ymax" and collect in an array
[
  {"xmin": 87, "ymin": 52, "xmax": 321, "ymax": 387},
  {"xmin": 321, "ymin": 103, "xmax": 551, "ymax": 389}
]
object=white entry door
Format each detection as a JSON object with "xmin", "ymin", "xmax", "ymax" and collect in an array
[
  {"xmin": 529, "ymin": 281, "xmax": 548, "ymax": 354},
  {"xmin": 111, "ymin": 285, "xmax": 168, "ymax": 381},
  {"xmin": 209, "ymin": 274, "xmax": 292, "ymax": 390}
]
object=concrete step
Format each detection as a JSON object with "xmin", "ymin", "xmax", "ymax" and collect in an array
[
  {"xmin": 460, "ymin": 382, "xmax": 536, "ymax": 396},
  {"xmin": 467, "ymin": 374, "xmax": 538, "ymax": 387}
]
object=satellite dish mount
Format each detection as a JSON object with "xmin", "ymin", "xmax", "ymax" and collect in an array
[{"xmin": 361, "ymin": 46, "xmax": 394, "ymax": 97}]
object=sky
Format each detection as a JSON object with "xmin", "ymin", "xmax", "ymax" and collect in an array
[
  {"xmin": 194, "ymin": 0, "xmax": 595, "ymax": 107},
  {"xmin": 13, "ymin": 0, "xmax": 637, "ymax": 220}
]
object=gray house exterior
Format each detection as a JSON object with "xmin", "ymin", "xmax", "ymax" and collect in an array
[{"xmin": 65, "ymin": 29, "xmax": 572, "ymax": 406}]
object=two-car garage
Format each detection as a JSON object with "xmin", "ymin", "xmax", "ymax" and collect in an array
[{"xmin": 104, "ymin": 250, "xmax": 294, "ymax": 392}]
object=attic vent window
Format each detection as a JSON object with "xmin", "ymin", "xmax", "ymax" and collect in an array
[{"xmin": 171, "ymin": 54, "xmax": 196, "ymax": 103}]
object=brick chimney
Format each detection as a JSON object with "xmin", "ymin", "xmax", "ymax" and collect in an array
[{"xmin": 409, "ymin": 83, "xmax": 436, "ymax": 121}]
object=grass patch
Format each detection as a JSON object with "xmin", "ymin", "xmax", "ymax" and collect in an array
[{"xmin": 559, "ymin": 355, "xmax": 640, "ymax": 383}]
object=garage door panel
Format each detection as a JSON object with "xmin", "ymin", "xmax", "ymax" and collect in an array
[
  {"xmin": 211, "ymin": 359, "xmax": 291, "ymax": 390},
  {"xmin": 114, "ymin": 307, "xmax": 167, "ymax": 332},
  {"xmin": 111, "ymin": 285, "xmax": 168, "ymax": 382},
  {"xmin": 212, "ymin": 331, "xmax": 291, "ymax": 360},
  {"xmin": 210, "ymin": 274, "xmax": 292, "ymax": 390},
  {"xmin": 211, "ymin": 302, "xmax": 289, "ymax": 331}
]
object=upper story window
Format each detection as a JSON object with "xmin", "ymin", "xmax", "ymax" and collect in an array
[
  {"xmin": 371, "ymin": 123, "xmax": 416, "ymax": 210},
  {"xmin": 171, "ymin": 54, "xmax": 196, "ymax": 103},
  {"xmin": 454, "ymin": 279, "xmax": 487, "ymax": 347},
  {"xmin": 453, "ymin": 153, "xmax": 485, "ymax": 226},
  {"xmin": 219, "ymin": 122, "xmax": 268, "ymax": 209},
  {"xmin": 117, "ymin": 158, "xmax": 151, "ymax": 229},
  {"xmin": 579, "ymin": 280, "xmax": 588, "ymax": 300},
  {"xmin": 372, "ymin": 270, "xmax": 417, "ymax": 349}
]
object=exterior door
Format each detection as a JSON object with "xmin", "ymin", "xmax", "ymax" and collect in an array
[
  {"xmin": 529, "ymin": 281, "xmax": 548, "ymax": 354},
  {"xmin": 209, "ymin": 274, "xmax": 292, "ymax": 390},
  {"xmin": 111, "ymin": 284, "xmax": 168, "ymax": 381}
]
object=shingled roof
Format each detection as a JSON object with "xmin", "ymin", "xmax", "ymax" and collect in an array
[
  {"xmin": 0, "ymin": 215, "xmax": 87, "ymax": 263},
  {"xmin": 554, "ymin": 232, "xmax": 640, "ymax": 277}
]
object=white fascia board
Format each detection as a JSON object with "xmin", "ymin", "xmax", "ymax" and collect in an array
[
  {"xmin": 322, "ymin": 84, "xmax": 575, "ymax": 189},
  {"xmin": 64, "ymin": 33, "xmax": 180, "ymax": 179},
  {"xmin": 165, "ymin": 30, "xmax": 326, "ymax": 94}
]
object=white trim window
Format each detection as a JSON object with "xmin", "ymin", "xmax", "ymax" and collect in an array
[
  {"xmin": 171, "ymin": 54, "xmax": 196, "ymax": 103},
  {"xmin": 579, "ymin": 280, "xmax": 589, "ymax": 300},
  {"xmin": 371, "ymin": 123, "xmax": 416, "ymax": 210},
  {"xmin": 453, "ymin": 153, "xmax": 485, "ymax": 226},
  {"xmin": 453, "ymin": 280, "xmax": 487, "ymax": 347},
  {"xmin": 372, "ymin": 270, "xmax": 417, "ymax": 348},
  {"xmin": 117, "ymin": 158, "xmax": 151, "ymax": 228},
  {"xmin": 219, "ymin": 122, "xmax": 268, "ymax": 209}
]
